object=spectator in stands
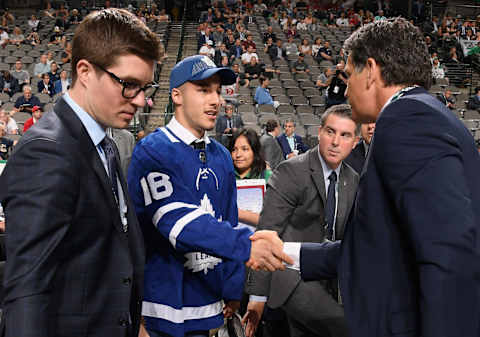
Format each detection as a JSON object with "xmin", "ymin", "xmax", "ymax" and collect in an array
[
  {"xmin": 38, "ymin": 73, "xmax": 54, "ymax": 97},
  {"xmin": 48, "ymin": 62, "xmax": 60, "ymax": 83},
  {"xmin": 78, "ymin": 0, "xmax": 90, "ymax": 17},
  {"xmin": 0, "ymin": 71, "xmax": 20, "ymax": 97},
  {"xmin": 255, "ymin": 77, "xmax": 280, "ymax": 108},
  {"xmin": 316, "ymin": 66, "xmax": 334, "ymax": 93},
  {"xmin": 34, "ymin": 54, "xmax": 51, "ymax": 78},
  {"xmin": 22, "ymin": 105, "xmax": 43, "ymax": 133},
  {"xmin": 263, "ymin": 26, "xmax": 277, "ymax": 43},
  {"xmin": 197, "ymin": 25, "xmax": 214, "ymax": 51},
  {"xmin": 264, "ymin": 36, "xmax": 274, "ymax": 54},
  {"xmin": 229, "ymin": 38, "xmax": 244, "ymax": 62},
  {"xmin": 0, "ymin": 26, "xmax": 9, "ymax": 48},
  {"xmin": 326, "ymin": 61, "xmax": 348, "ymax": 108},
  {"xmin": 374, "ymin": 9, "xmax": 386, "ymax": 21},
  {"xmin": 277, "ymin": 119, "xmax": 309, "ymax": 159},
  {"xmin": 1, "ymin": 9, "xmax": 14, "ymax": 28},
  {"xmin": 25, "ymin": 29, "xmax": 40, "ymax": 46},
  {"xmin": 437, "ymin": 89, "xmax": 455, "ymax": 110},
  {"xmin": 54, "ymin": 69, "xmax": 71, "ymax": 95},
  {"xmin": 432, "ymin": 58, "xmax": 445, "ymax": 81},
  {"xmin": 259, "ymin": 119, "xmax": 284, "ymax": 171},
  {"xmin": 216, "ymin": 103, "xmax": 244, "ymax": 146},
  {"xmin": 284, "ymin": 35, "xmax": 299, "ymax": 56},
  {"xmin": 0, "ymin": 110, "xmax": 18, "ymax": 135},
  {"xmin": 241, "ymin": 45, "xmax": 259, "ymax": 64},
  {"xmin": 225, "ymin": 31, "xmax": 236, "ymax": 50},
  {"xmin": 28, "ymin": 14, "xmax": 40, "ymax": 31},
  {"xmin": 230, "ymin": 62, "xmax": 249, "ymax": 87},
  {"xmin": 467, "ymin": 87, "xmax": 480, "ymax": 110},
  {"xmin": 43, "ymin": 1, "xmax": 55, "ymax": 18},
  {"xmin": 214, "ymin": 43, "xmax": 230, "ymax": 66},
  {"xmin": 336, "ymin": 12, "xmax": 350, "ymax": 27},
  {"xmin": 299, "ymin": 38, "xmax": 312, "ymax": 56},
  {"xmin": 200, "ymin": 7, "xmax": 214, "ymax": 23},
  {"xmin": 11, "ymin": 60, "xmax": 29, "ymax": 88},
  {"xmin": 230, "ymin": 128, "xmax": 272, "ymax": 225},
  {"xmin": 14, "ymin": 85, "xmax": 41, "ymax": 114},
  {"xmin": 212, "ymin": 25, "xmax": 226, "ymax": 47},
  {"xmin": 291, "ymin": 53, "xmax": 310, "ymax": 74},
  {"xmin": 269, "ymin": 38, "xmax": 287, "ymax": 61},
  {"xmin": 245, "ymin": 56, "xmax": 279, "ymax": 80},
  {"xmin": 242, "ymin": 33, "xmax": 257, "ymax": 52},
  {"xmin": 61, "ymin": 42, "xmax": 72, "ymax": 64},
  {"xmin": 0, "ymin": 121, "xmax": 16, "ymax": 160},
  {"xmin": 345, "ymin": 122, "xmax": 376, "ymax": 174},
  {"xmin": 318, "ymin": 41, "xmax": 334, "ymax": 63},
  {"xmin": 312, "ymin": 37, "xmax": 323, "ymax": 58},
  {"xmin": 9, "ymin": 26, "xmax": 24, "ymax": 46},
  {"xmin": 212, "ymin": 8, "xmax": 224, "ymax": 27},
  {"xmin": 68, "ymin": 9, "xmax": 82, "ymax": 26},
  {"xmin": 49, "ymin": 26, "xmax": 64, "ymax": 45},
  {"xmin": 447, "ymin": 46, "xmax": 461, "ymax": 63},
  {"xmin": 55, "ymin": 3, "xmax": 70, "ymax": 29},
  {"xmin": 199, "ymin": 40, "xmax": 216, "ymax": 59}
]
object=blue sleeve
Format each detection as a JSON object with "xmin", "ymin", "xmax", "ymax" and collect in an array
[
  {"xmin": 300, "ymin": 241, "xmax": 341, "ymax": 281},
  {"xmin": 128, "ymin": 139, "xmax": 252, "ymax": 264},
  {"xmin": 375, "ymin": 100, "xmax": 479, "ymax": 337}
]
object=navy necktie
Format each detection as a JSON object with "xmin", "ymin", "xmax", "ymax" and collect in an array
[
  {"xmin": 324, "ymin": 171, "xmax": 337, "ymax": 240},
  {"xmin": 101, "ymin": 136, "xmax": 119, "ymax": 203}
]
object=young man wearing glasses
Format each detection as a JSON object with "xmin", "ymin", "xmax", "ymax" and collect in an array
[
  {"xmin": 0, "ymin": 9, "xmax": 161, "ymax": 337},
  {"xmin": 128, "ymin": 55, "xmax": 292, "ymax": 337}
]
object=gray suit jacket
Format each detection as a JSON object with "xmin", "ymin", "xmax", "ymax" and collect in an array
[
  {"xmin": 245, "ymin": 147, "xmax": 358, "ymax": 308},
  {"xmin": 111, "ymin": 128, "xmax": 136, "ymax": 179},
  {"xmin": 260, "ymin": 133, "xmax": 284, "ymax": 170}
]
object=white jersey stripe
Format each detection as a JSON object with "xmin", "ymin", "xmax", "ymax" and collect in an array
[
  {"xmin": 169, "ymin": 208, "xmax": 208, "ymax": 248},
  {"xmin": 152, "ymin": 202, "xmax": 198, "ymax": 227},
  {"xmin": 142, "ymin": 300, "xmax": 223, "ymax": 323}
]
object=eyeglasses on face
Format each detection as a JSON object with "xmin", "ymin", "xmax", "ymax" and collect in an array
[{"xmin": 91, "ymin": 62, "xmax": 158, "ymax": 99}]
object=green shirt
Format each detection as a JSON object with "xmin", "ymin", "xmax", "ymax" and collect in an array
[{"xmin": 234, "ymin": 168, "xmax": 272, "ymax": 182}]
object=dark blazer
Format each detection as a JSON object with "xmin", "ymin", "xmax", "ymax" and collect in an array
[
  {"xmin": 246, "ymin": 148, "xmax": 358, "ymax": 309},
  {"xmin": 260, "ymin": 133, "xmax": 284, "ymax": 170},
  {"xmin": 268, "ymin": 45, "xmax": 287, "ymax": 61},
  {"xmin": 0, "ymin": 98, "xmax": 145, "ymax": 337},
  {"xmin": 54, "ymin": 78, "xmax": 71, "ymax": 95},
  {"xmin": 276, "ymin": 133, "xmax": 309, "ymax": 158},
  {"xmin": 37, "ymin": 79, "xmax": 54, "ymax": 96},
  {"xmin": 215, "ymin": 114, "xmax": 244, "ymax": 136},
  {"xmin": 344, "ymin": 140, "xmax": 367, "ymax": 174},
  {"xmin": 0, "ymin": 76, "xmax": 20, "ymax": 97},
  {"xmin": 300, "ymin": 88, "xmax": 480, "ymax": 337}
]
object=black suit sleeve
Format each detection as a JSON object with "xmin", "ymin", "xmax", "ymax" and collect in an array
[
  {"xmin": 0, "ymin": 139, "xmax": 78, "ymax": 337},
  {"xmin": 300, "ymin": 241, "xmax": 341, "ymax": 281},
  {"xmin": 374, "ymin": 104, "xmax": 479, "ymax": 337}
]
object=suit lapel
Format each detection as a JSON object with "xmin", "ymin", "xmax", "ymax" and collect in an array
[
  {"xmin": 54, "ymin": 98, "xmax": 125, "ymax": 234},
  {"xmin": 309, "ymin": 147, "xmax": 326, "ymax": 205},
  {"xmin": 336, "ymin": 163, "xmax": 356, "ymax": 239}
]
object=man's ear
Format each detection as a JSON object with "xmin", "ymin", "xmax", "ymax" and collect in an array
[
  {"xmin": 75, "ymin": 59, "xmax": 93, "ymax": 89},
  {"xmin": 366, "ymin": 57, "xmax": 380, "ymax": 89},
  {"xmin": 171, "ymin": 87, "xmax": 183, "ymax": 106}
]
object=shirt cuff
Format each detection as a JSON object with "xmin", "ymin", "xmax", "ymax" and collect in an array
[
  {"xmin": 283, "ymin": 242, "xmax": 301, "ymax": 271},
  {"xmin": 249, "ymin": 295, "xmax": 268, "ymax": 302}
]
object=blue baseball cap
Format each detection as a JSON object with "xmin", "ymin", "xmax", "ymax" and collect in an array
[{"xmin": 169, "ymin": 55, "xmax": 237, "ymax": 92}]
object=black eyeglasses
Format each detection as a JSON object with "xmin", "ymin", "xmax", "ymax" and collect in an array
[{"xmin": 91, "ymin": 62, "xmax": 158, "ymax": 99}]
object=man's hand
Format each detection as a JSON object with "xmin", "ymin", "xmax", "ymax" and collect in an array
[
  {"xmin": 223, "ymin": 300, "xmax": 240, "ymax": 318},
  {"xmin": 287, "ymin": 152, "xmax": 296, "ymax": 159},
  {"xmin": 242, "ymin": 301, "xmax": 265, "ymax": 337},
  {"xmin": 247, "ymin": 230, "xmax": 294, "ymax": 271},
  {"xmin": 138, "ymin": 321, "xmax": 150, "ymax": 337}
]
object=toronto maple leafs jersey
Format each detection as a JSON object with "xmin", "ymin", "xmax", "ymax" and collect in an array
[{"xmin": 127, "ymin": 118, "xmax": 253, "ymax": 337}]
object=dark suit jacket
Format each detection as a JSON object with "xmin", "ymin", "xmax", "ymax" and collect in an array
[
  {"xmin": 0, "ymin": 98, "xmax": 145, "ymax": 337},
  {"xmin": 260, "ymin": 133, "xmax": 284, "ymax": 170},
  {"xmin": 215, "ymin": 114, "xmax": 244, "ymax": 136},
  {"xmin": 344, "ymin": 140, "xmax": 367, "ymax": 174},
  {"xmin": 0, "ymin": 76, "xmax": 19, "ymax": 96},
  {"xmin": 37, "ymin": 79, "xmax": 54, "ymax": 96},
  {"xmin": 245, "ymin": 148, "xmax": 358, "ymax": 309},
  {"xmin": 276, "ymin": 133, "xmax": 309, "ymax": 158},
  {"xmin": 301, "ymin": 88, "xmax": 480, "ymax": 337},
  {"xmin": 268, "ymin": 45, "xmax": 286, "ymax": 61}
]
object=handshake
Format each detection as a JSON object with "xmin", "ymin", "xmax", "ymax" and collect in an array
[{"xmin": 246, "ymin": 230, "xmax": 294, "ymax": 271}]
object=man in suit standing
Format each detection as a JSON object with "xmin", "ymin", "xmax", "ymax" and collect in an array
[
  {"xmin": 253, "ymin": 17, "xmax": 480, "ymax": 337},
  {"xmin": 244, "ymin": 105, "xmax": 359, "ymax": 337},
  {"xmin": 260, "ymin": 119, "xmax": 284, "ymax": 170},
  {"xmin": 0, "ymin": 8, "xmax": 162, "ymax": 337},
  {"xmin": 277, "ymin": 118, "xmax": 309, "ymax": 159},
  {"xmin": 344, "ymin": 122, "xmax": 375, "ymax": 174},
  {"xmin": 215, "ymin": 103, "xmax": 244, "ymax": 147}
]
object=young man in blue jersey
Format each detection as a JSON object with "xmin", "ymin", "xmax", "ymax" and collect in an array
[{"xmin": 128, "ymin": 55, "xmax": 292, "ymax": 337}]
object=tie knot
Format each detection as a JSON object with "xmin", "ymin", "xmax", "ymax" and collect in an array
[{"xmin": 329, "ymin": 171, "xmax": 337, "ymax": 183}]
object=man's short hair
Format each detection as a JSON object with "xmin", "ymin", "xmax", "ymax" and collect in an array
[
  {"xmin": 265, "ymin": 119, "xmax": 279, "ymax": 132},
  {"xmin": 283, "ymin": 118, "xmax": 296, "ymax": 127},
  {"xmin": 475, "ymin": 87, "xmax": 480, "ymax": 94},
  {"xmin": 343, "ymin": 17, "xmax": 432, "ymax": 90},
  {"xmin": 71, "ymin": 8, "xmax": 162, "ymax": 85},
  {"xmin": 320, "ymin": 104, "xmax": 360, "ymax": 136}
]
